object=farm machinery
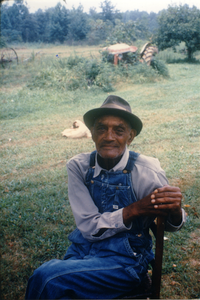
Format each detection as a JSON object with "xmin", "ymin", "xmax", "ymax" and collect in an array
[{"xmin": 0, "ymin": 47, "xmax": 18, "ymax": 68}]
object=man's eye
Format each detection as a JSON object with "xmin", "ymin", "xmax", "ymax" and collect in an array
[
  {"xmin": 97, "ymin": 127, "xmax": 105, "ymax": 132},
  {"xmin": 116, "ymin": 129, "xmax": 124, "ymax": 134}
]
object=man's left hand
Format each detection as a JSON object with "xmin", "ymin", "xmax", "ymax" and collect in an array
[{"xmin": 151, "ymin": 185, "xmax": 182, "ymax": 226}]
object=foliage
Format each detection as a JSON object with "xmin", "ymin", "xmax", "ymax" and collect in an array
[
  {"xmin": 106, "ymin": 19, "xmax": 137, "ymax": 44},
  {"xmin": 150, "ymin": 58, "xmax": 169, "ymax": 77},
  {"xmin": 87, "ymin": 19, "xmax": 113, "ymax": 45},
  {"xmin": 0, "ymin": 0, "xmax": 158, "ymax": 45},
  {"xmin": 67, "ymin": 5, "xmax": 90, "ymax": 41},
  {"xmin": 154, "ymin": 4, "xmax": 200, "ymax": 60},
  {"xmin": 99, "ymin": 0, "xmax": 121, "ymax": 24},
  {"xmin": 49, "ymin": 3, "xmax": 69, "ymax": 43},
  {"xmin": 0, "ymin": 36, "xmax": 7, "ymax": 48},
  {"xmin": 65, "ymin": 55, "xmax": 85, "ymax": 69},
  {"xmin": 26, "ymin": 53, "xmax": 168, "ymax": 93}
]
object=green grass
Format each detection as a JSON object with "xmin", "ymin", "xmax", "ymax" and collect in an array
[{"xmin": 0, "ymin": 46, "xmax": 200, "ymax": 299}]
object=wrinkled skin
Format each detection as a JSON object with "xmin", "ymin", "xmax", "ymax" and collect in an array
[{"xmin": 91, "ymin": 115, "xmax": 136, "ymax": 161}]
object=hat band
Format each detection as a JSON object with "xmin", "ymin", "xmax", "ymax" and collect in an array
[{"xmin": 100, "ymin": 103, "xmax": 131, "ymax": 112}]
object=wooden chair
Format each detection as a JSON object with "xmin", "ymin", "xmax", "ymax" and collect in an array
[{"xmin": 121, "ymin": 216, "xmax": 165, "ymax": 299}]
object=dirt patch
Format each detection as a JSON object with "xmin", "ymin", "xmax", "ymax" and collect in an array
[
  {"xmin": 189, "ymin": 259, "xmax": 200, "ymax": 267},
  {"xmin": 0, "ymin": 85, "xmax": 24, "ymax": 93},
  {"xmin": 181, "ymin": 228, "xmax": 200, "ymax": 268},
  {"xmin": 169, "ymin": 176, "xmax": 197, "ymax": 192},
  {"xmin": 190, "ymin": 229, "xmax": 200, "ymax": 245}
]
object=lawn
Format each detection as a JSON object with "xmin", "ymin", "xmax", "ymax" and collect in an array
[{"xmin": 0, "ymin": 45, "xmax": 200, "ymax": 299}]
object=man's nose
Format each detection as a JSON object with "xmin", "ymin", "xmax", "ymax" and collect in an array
[{"xmin": 104, "ymin": 129, "xmax": 115, "ymax": 140}]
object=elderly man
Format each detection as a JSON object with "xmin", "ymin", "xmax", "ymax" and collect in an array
[{"xmin": 26, "ymin": 95, "xmax": 186, "ymax": 299}]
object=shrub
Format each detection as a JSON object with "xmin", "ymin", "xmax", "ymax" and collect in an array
[
  {"xmin": 95, "ymin": 73, "xmax": 114, "ymax": 92},
  {"xmin": 83, "ymin": 59, "xmax": 100, "ymax": 83},
  {"xmin": 66, "ymin": 55, "xmax": 84, "ymax": 69},
  {"xmin": 27, "ymin": 54, "xmax": 168, "ymax": 92},
  {"xmin": 150, "ymin": 58, "xmax": 169, "ymax": 77},
  {"xmin": 66, "ymin": 78, "xmax": 81, "ymax": 91}
]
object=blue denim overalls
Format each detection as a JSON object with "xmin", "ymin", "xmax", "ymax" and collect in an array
[{"xmin": 25, "ymin": 151, "xmax": 154, "ymax": 299}]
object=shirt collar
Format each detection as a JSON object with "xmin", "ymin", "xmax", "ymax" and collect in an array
[{"xmin": 93, "ymin": 146, "xmax": 129, "ymax": 178}]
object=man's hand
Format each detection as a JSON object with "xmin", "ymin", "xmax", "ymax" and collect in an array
[
  {"xmin": 151, "ymin": 185, "xmax": 182, "ymax": 225},
  {"xmin": 123, "ymin": 185, "xmax": 182, "ymax": 227}
]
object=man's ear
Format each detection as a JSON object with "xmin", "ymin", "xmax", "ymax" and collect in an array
[{"xmin": 127, "ymin": 129, "xmax": 136, "ymax": 145}]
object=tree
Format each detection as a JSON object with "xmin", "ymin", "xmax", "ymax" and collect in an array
[
  {"xmin": 49, "ymin": 3, "xmax": 69, "ymax": 43},
  {"xmin": 89, "ymin": 7, "xmax": 99, "ymax": 20},
  {"xmin": 154, "ymin": 4, "xmax": 200, "ymax": 60},
  {"xmin": 34, "ymin": 9, "xmax": 47, "ymax": 41},
  {"xmin": 1, "ymin": 0, "xmax": 29, "ymax": 42},
  {"xmin": 148, "ymin": 12, "xmax": 158, "ymax": 33},
  {"xmin": 22, "ymin": 14, "xmax": 39, "ymax": 42},
  {"xmin": 1, "ymin": 3, "xmax": 11, "ymax": 30},
  {"xmin": 8, "ymin": 0, "xmax": 29, "ymax": 31},
  {"xmin": 100, "ymin": 0, "xmax": 121, "ymax": 24},
  {"xmin": 67, "ymin": 5, "xmax": 90, "ymax": 41},
  {"xmin": 106, "ymin": 19, "xmax": 136, "ymax": 44},
  {"xmin": 87, "ymin": 19, "xmax": 113, "ymax": 45},
  {"xmin": 105, "ymin": 19, "xmax": 148, "ymax": 45}
]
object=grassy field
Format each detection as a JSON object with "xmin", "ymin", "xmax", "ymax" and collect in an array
[{"xmin": 0, "ymin": 45, "xmax": 200, "ymax": 299}]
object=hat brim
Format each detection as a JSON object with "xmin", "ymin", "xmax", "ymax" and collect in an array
[{"xmin": 83, "ymin": 107, "xmax": 142, "ymax": 136}]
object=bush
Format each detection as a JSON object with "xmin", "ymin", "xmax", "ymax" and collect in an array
[
  {"xmin": 95, "ymin": 63, "xmax": 115, "ymax": 92},
  {"xmin": 83, "ymin": 59, "xmax": 100, "ymax": 83},
  {"xmin": 27, "ymin": 54, "xmax": 168, "ymax": 92},
  {"xmin": 66, "ymin": 78, "xmax": 81, "ymax": 91},
  {"xmin": 66, "ymin": 55, "xmax": 84, "ymax": 69},
  {"xmin": 150, "ymin": 58, "xmax": 169, "ymax": 77}
]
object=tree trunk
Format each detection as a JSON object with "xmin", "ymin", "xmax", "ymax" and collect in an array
[{"xmin": 187, "ymin": 48, "xmax": 193, "ymax": 60}]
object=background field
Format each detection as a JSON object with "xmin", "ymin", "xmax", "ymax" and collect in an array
[{"xmin": 0, "ymin": 45, "xmax": 200, "ymax": 299}]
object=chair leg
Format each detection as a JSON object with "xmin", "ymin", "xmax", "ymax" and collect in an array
[{"xmin": 151, "ymin": 216, "xmax": 165, "ymax": 299}]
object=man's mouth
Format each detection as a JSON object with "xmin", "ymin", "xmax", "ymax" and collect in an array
[{"xmin": 100, "ymin": 144, "xmax": 117, "ymax": 149}]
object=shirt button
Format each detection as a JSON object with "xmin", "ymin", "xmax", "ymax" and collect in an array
[
  {"xmin": 123, "ymin": 170, "xmax": 128, "ymax": 174},
  {"xmin": 91, "ymin": 180, "xmax": 94, "ymax": 184}
]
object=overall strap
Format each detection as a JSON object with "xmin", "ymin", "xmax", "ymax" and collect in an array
[
  {"xmin": 125, "ymin": 151, "xmax": 139, "ymax": 172},
  {"xmin": 89, "ymin": 150, "xmax": 97, "ymax": 167}
]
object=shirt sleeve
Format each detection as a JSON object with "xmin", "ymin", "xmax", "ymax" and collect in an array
[
  {"xmin": 165, "ymin": 208, "xmax": 186, "ymax": 232},
  {"xmin": 132, "ymin": 155, "xmax": 186, "ymax": 231},
  {"xmin": 67, "ymin": 156, "xmax": 132, "ymax": 242}
]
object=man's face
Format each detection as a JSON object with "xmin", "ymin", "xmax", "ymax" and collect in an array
[{"xmin": 91, "ymin": 115, "xmax": 136, "ymax": 159}]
